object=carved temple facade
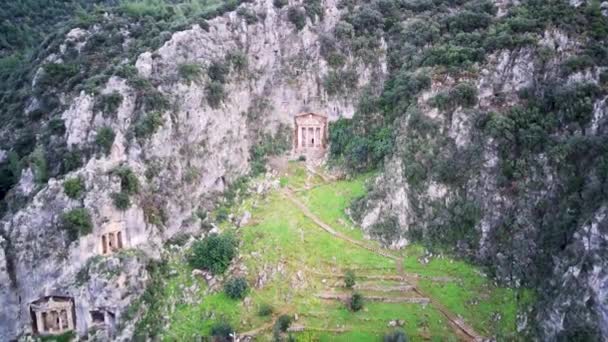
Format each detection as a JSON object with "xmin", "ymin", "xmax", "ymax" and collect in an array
[
  {"xmin": 30, "ymin": 296, "xmax": 75, "ymax": 336},
  {"xmin": 294, "ymin": 112, "xmax": 328, "ymax": 152},
  {"xmin": 100, "ymin": 230, "xmax": 124, "ymax": 255}
]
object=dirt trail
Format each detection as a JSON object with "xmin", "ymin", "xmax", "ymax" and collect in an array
[
  {"xmin": 283, "ymin": 189, "xmax": 398, "ymax": 260},
  {"xmin": 282, "ymin": 174, "xmax": 485, "ymax": 342}
]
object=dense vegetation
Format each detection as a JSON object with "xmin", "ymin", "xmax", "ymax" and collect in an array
[
  {"xmin": 326, "ymin": 0, "xmax": 608, "ymax": 338},
  {"xmin": 0, "ymin": 0, "xmax": 249, "ymax": 215}
]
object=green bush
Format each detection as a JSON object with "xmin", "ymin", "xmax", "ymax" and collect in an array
[
  {"xmin": 111, "ymin": 191, "xmax": 131, "ymax": 210},
  {"xmin": 95, "ymin": 92, "xmax": 123, "ymax": 117},
  {"xmin": 350, "ymin": 292, "xmax": 364, "ymax": 311},
  {"xmin": 224, "ymin": 277, "xmax": 249, "ymax": 300},
  {"xmin": 236, "ymin": 7, "xmax": 258, "ymax": 24},
  {"xmin": 323, "ymin": 69, "xmax": 358, "ymax": 96},
  {"xmin": 384, "ymin": 329, "xmax": 409, "ymax": 342},
  {"xmin": 258, "ymin": 303, "xmax": 274, "ymax": 316},
  {"xmin": 39, "ymin": 63, "xmax": 79, "ymax": 88},
  {"xmin": 188, "ymin": 233, "xmax": 237, "ymax": 274},
  {"xmin": 273, "ymin": 0, "xmax": 288, "ymax": 8},
  {"xmin": 304, "ymin": 0, "xmax": 324, "ymax": 21},
  {"xmin": 344, "ymin": 269, "xmax": 356, "ymax": 289},
  {"xmin": 61, "ymin": 208, "xmax": 93, "ymax": 241},
  {"xmin": 287, "ymin": 6, "xmax": 306, "ymax": 30},
  {"xmin": 113, "ymin": 166, "xmax": 140, "ymax": 194},
  {"xmin": 227, "ymin": 50, "xmax": 248, "ymax": 73},
  {"xmin": 206, "ymin": 81, "xmax": 226, "ymax": 108},
  {"xmin": 208, "ymin": 60, "xmax": 230, "ymax": 83},
  {"xmin": 210, "ymin": 321, "xmax": 234, "ymax": 342},
  {"xmin": 134, "ymin": 112, "xmax": 164, "ymax": 139},
  {"xmin": 178, "ymin": 63, "xmax": 203, "ymax": 84},
  {"xmin": 275, "ymin": 314, "xmax": 292, "ymax": 332},
  {"xmin": 31, "ymin": 146, "xmax": 48, "ymax": 184},
  {"xmin": 95, "ymin": 126, "xmax": 116, "ymax": 155},
  {"xmin": 63, "ymin": 177, "xmax": 85, "ymax": 199},
  {"xmin": 429, "ymin": 83, "xmax": 478, "ymax": 111}
]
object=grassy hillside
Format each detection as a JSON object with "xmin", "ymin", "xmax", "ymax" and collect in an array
[{"xmin": 134, "ymin": 162, "xmax": 529, "ymax": 340}]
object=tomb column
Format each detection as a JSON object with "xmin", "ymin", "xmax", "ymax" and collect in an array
[
  {"xmin": 57, "ymin": 311, "xmax": 64, "ymax": 332},
  {"xmin": 66, "ymin": 306, "xmax": 74, "ymax": 330},
  {"xmin": 35, "ymin": 311, "xmax": 44, "ymax": 333}
]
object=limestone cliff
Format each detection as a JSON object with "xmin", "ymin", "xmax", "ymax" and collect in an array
[{"xmin": 355, "ymin": 17, "xmax": 608, "ymax": 341}]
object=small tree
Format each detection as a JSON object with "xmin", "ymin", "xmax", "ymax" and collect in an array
[
  {"xmin": 273, "ymin": 0, "xmax": 288, "ymax": 8},
  {"xmin": 258, "ymin": 303, "xmax": 274, "ymax": 316},
  {"xmin": 210, "ymin": 321, "xmax": 233, "ymax": 342},
  {"xmin": 384, "ymin": 329, "xmax": 409, "ymax": 342},
  {"xmin": 344, "ymin": 270, "xmax": 356, "ymax": 289},
  {"xmin": 63, "ymin": 177, "xmax": 85, "ymax": 199},
  {"xmin": 224, "ymin": 277, "xmax": 249, "ymax": 300},
  {"xmin": 188, "ymin": 233, "xmax": 237, "ymax": 274},
  {"xmin": 96, "ymin": 126, "xmax": 116, "ymax": 155},
  {"xmin": 61, "ymin": 208, "xmax": 93, "ymax": 241},
  {"xmin": 276, "ymin": 314, "xmax": 292, "ymax": 332},
  {"xmin": 111, "ymin": 192, "xmax": 131, "ymax": 210},
  {"xmin": 350, "ymin": 292, "xmax": 364, "ymax": 312},
  {"xmin": 287, "ymin": 6, "xmax": 306, "ymax": 30}
]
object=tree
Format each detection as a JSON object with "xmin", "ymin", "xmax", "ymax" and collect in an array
[
  {"xmin": 63, "ymin": 177, "xmax": 85, "ymax": 199},
  {"xmin": 224, "ymin": 277, "xmax": 249, "ymax": 300},
  {"xmin": 61, "ymin": 208, "xmax": 93, "ymax": 241},
  {"xmin": 210, "ymin": 322, "xmax": 233, "ymax": 342},
  {"xmin": 188, "ymin": 233, "xmax": 237, "ymax": 274},
  {"xmin": 344, "ymin": 270, "xmax": 356, "ymax": 289},
  {"xmin": 96, "ymin": 126, "xmax": 116, "ymax": 155},
  {"xmin": 350, "ymin": 292, "xmax": 364, "ymax": 311}
]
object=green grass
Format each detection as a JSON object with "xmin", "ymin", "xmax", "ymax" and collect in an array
[{"xmin": 156, "ymin": 162, "xmax": 527, "ymax": 341}]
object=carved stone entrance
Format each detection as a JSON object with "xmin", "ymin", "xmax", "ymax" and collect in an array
[
  {"xmin": 100, "ymin": 230, "xmax": 124, "ymax": 255},
  {"xmin": 294, "ymin": 112, "xmax": 328, "ymax": 152},
  {"xmin": 30, "ymin": 296, "xmax": 75, "ymax": 336}
]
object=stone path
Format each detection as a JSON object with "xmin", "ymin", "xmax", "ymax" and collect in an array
[{"xmin": 282, "ymin": 172, "xmax": 486, "ymax": 342}]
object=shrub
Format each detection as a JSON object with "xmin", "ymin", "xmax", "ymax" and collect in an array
[
  {"xmin": 275, "ymin": 314, "xmax": 292, "ymax": 332},
  {"xmin": 237, "ymin": 7, "xmax": 258, "ymax": 24},
  {"xmin": 31, "ymin": 146, "xmax": 48, "ymax": 184},
  {"xmin": 134, "ymin": 112, "xmax": 164, "ymax": 139},
  {"xmin": 273, "ymin": 0, "xmax": 288, "ymax": 8},
  {"xmin": 206, "ymin": 81, "xmax": 226, "ymax": 108},
  {"xmin": 287, "ymin": 6, "xmax": 306, "ymax": 30},
  {"xmin": 113, "ymin": 166, "xmax": 140, "ymax": 194},
  {"xmin": 384, "ymin": 329, "xmax": 409, "ymax": 342},
  {"xmin": 227, "ymin": 50, "xmax": 248, "ymax": 73},
  {"xmin": 258, "ymin": 303, "xmax": 274, "ymax": 316},
  {"xmin": 111, "ymin": 191, "xmax": 131, "ymax": 210},
  {"xmin": 61, "ymin": 208, "xmax": 93, "ymax": 241},
  {"xmin": 188, "ymin": 233, "xmax": 237, "ymax": 274},
  {"xmin": 95, "ymin": 92, "xmax": 123, "ymax": 117},
  {"xmin": 39, "ymin": 63, "xmax": 79, "ymax": 88},
  {"xmin": 344, "ymin": 270, "xmax": 356, "ymax": 289},
  {"xmin": 95, "ymin": 126, "xmax": 116, "ymax": 155},
  {"xmin": 350, "ymin": 292, "xmax": 364, "ymax": 311},
  {"xmin": 178, "ymin": 63, "xmax": 203, "ymax": 84},
  {"xmin": 210, "ymin": 322, "xmax": 233, "ymax": 342},
  {"xmin": 224, "ymin": 277, "xmax": 249, "ymax": 300},
  {"xmin": 208, "ymin": 60, "xmax": 230, "ymax": 83},
  {"xmin": 323, "ymin": 69, "xmax": 358, "ymax": 96},
  {"xmin": 304, "ymin": 0, "xmax": 324, "ymax": 21},
  {"xmin": 63, "ymin": 177, "xmax": 85, "ymax": 199},
  {"xmin": 429, "ymin": 83, "xmax": 478, "ymax": 111}
]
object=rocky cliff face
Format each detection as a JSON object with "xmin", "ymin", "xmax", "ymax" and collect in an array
[
  {"xmin": 356, "ymin": 18, "xmax": 608, "ymax": 341},
  {"xmin": 0, "ymin": 1, "xmax": 383, "ymax": 339}
]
